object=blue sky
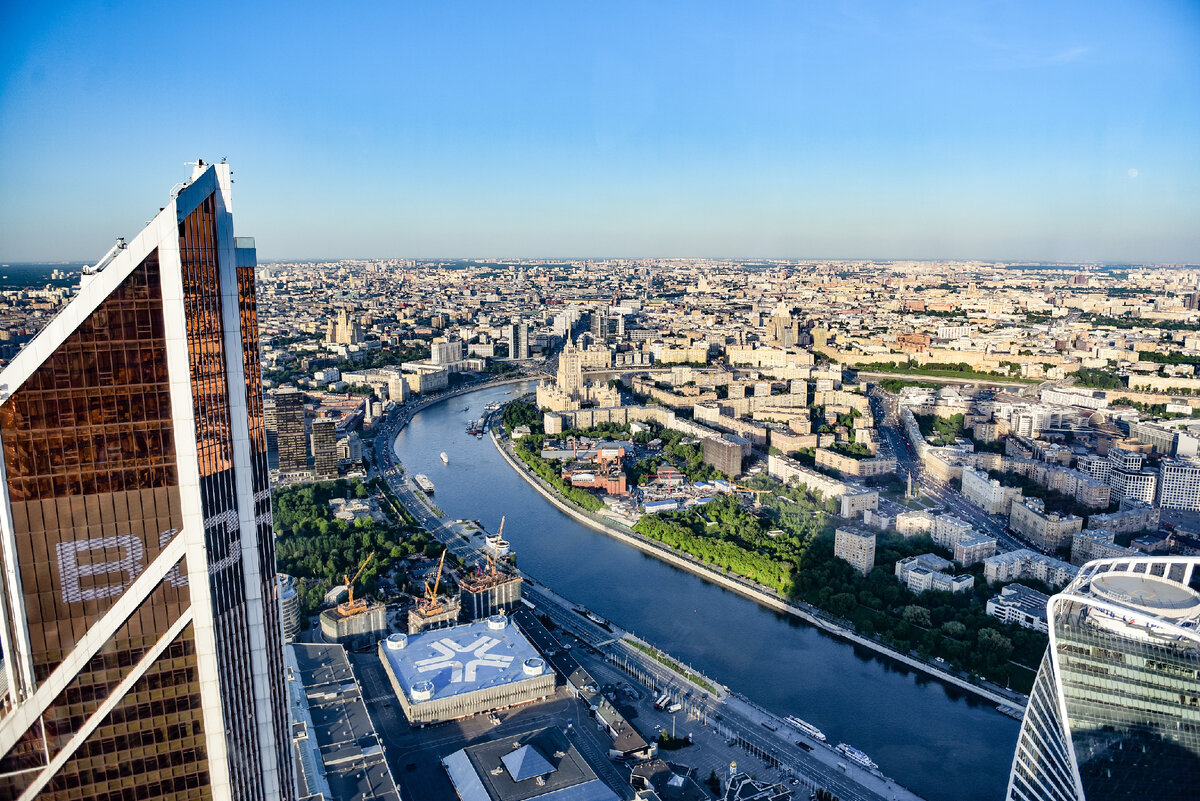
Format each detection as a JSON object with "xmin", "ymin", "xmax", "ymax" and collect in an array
[{"xmin": 1, "ymin": 1, "xmax": 1198, "ymax": 262}]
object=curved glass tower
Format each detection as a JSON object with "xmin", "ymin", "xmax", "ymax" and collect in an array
[{"xmin": 1007, "ymin": 556, "xmax": 1200, "ymax": 801}]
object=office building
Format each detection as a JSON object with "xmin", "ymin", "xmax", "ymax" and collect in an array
[
  {"xmin": 985, "ymin": 584, "xmax": 1049, "ymax": 634},
  {"xmin": 1159, "ymin": 457, "xmax": 1200, "ymax": 511},
  {"xmin": 1107, "ymin": 447, "xmax": 1159, "ymax": 506},
  {"xmin": 275, "ymin": 388, "xmax": 309, "ymax": 473},
  {"xmin": 311, "ymin": 418, "xmax": 337, "ymax": 479},
  {"xmin": 834, "ymin": 526, "xmax": 876, "ymax": 576},
  {"xmin": 1006, "ymin": 556, "xmax": 1200, "ymax": 801},
  {"xmin": 0, "ymin": 162, "xmax": 294, "ymax": 799}
]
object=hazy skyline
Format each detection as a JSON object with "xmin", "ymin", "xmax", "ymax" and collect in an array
[{"xmin": 2, "ymin": 1, "xmax": 1198, "ymax": 263}]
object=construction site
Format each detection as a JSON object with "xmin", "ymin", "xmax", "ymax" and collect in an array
[
  {"xmin": 459, "ymin": 518, "xmax": 524, "ymax": 621},
  {"xmin": 408, "ymin": 548, "xmax": 462, "ymax": 634},
  {"xmin": 320, "ymin": 551, "xmax": 388, "ymax": 649}
]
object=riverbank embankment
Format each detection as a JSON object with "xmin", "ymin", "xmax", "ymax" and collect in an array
[{"xmin": 491, "ymin": 429, "xmax": 1027, "ymax": 711}]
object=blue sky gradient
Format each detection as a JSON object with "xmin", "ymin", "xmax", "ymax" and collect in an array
[{"xmin": 1, "ymin": 1, "xmax": 1198, "ymax": 261}]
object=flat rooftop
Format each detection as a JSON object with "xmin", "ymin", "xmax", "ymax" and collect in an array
[
  {"xmin": 289, "ymin": 643, "xmax": 401, "ymax": 801},
  {"xmin": 382, "ymin": 617, "xmax": 545, "ymax": 703},
  {"xmin": 1090, "ymin": 571, "xmax": 1200, "ymax": 618}
]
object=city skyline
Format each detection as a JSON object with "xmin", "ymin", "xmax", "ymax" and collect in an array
[{"xmin": 2, "ymin": 1, "xmax": 1199, "ymax": 263}]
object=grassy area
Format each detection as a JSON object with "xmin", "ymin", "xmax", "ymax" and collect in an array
[{"xmin": 622, "ymin": 637, "xmax": 718, "ymax": 694}]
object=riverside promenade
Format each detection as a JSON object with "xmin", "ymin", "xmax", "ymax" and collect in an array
[{"xmin": 491, "ymin": 429, "xmax": 1028, "ymax": 712}]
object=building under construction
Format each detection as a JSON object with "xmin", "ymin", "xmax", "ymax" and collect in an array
[
  {"xmin": 408, "ymin": 548, "xmax": 462, "ymax": 634},
  {"xmin": 460, "ymin": 518, "xmax": 524, "ymax": 622},
  {"xmin": 460, "ymin": 560, "xmax": 523, "ymax": 622},
  {"xmin": 320, "ymin": 552, "xmax": 388, "ymax": 649},
  {"xmin": 321, "ymin": 601, "xmax": 387, "ymax": 649}
]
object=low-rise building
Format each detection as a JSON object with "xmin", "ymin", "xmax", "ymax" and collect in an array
[
  {"xmin": 288, "ymin": 643, "xmax": 402, "ymax": 801},
  {"xmin": 1069, "ymin": 528, "xmax": 1135, "ymax": 567},
  {"xmin": 442, "ymin": 726, "xmax": 621, "ymax": 801},
  {"xmin": 894, "ymin": 554, "xmax": 974, "ymax": 594},
  {"xmin": 834, "ymin": 526, "xmax": 876, "ymax": 576},
  {"xmin": 954, "ymin": 532, "xmax": 998, "ymax": 566},
  {"xmin": 985, "ymin": 584, "xmax": 1050, "ymax": 633},
  {"xmin": 982, "ymin": 549, "xmax": 1078, "ymax": 588},
  {"xmin": 379, "ymin": 615, "xmax": 555, "ymax": 726}
]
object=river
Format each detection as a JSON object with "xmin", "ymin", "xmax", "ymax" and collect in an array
[{"xmin": 393, "ymin": 382, "xmax": 1020, "ymax": 801}]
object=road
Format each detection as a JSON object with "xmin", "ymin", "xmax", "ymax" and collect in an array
[
  {"xmin": 372, "ymin": 384, "xmax": 925, "ymax": 801},
  {"xmin": 868, "ymin": 387, "xmax": 1025, "ymax": 552}
]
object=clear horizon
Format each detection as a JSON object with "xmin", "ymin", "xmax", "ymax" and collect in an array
[{"xmin": 2, "ymin": 1, "xmax": 1198, "ymax": 263}]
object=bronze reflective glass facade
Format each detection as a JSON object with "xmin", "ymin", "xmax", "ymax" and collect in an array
[
  {"xmin": 178, "ymin": 195, "xmax": 288, "ymax": 800},
  {"xmin": 0, "ymin": 255, "xmax": 209, "ymax": 799}
]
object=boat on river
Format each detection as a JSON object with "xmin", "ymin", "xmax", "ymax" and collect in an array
[
  {"xmin": 836, "ymin": 743, "xmax": 877, "ymax": 771},
  {"xmin": 785, "ymin": 715, "xmax": 827, "ymax": 743},
  {"xmin": 440, "ymin": 451, "xmax": 449, "ymax": 464},
  {"xmin": 414, "ymin": 474, "xmax": 435, "ymax": 494}
]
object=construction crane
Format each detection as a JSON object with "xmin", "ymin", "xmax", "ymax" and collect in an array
[
  {"xmin": 734, "ymin": 484, "xmax": 771, "ymax": 510},
  {"xmin": 480, "ymin": 516, "xmax": 506, "ymax": 576},
  {"xmin": 338, "ymin": 551, "xmax": 375, "ymax": 616},
  {"xmin": 419, "ymin": 548, "xmax": 448, "ymax": 613}
]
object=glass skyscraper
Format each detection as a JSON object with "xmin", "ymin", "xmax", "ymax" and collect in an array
[
  {"xmin": 0, "ymin": 162, "xmax": 295, "ymax": 800},
  {"xmin": 1007, "ymin": 556, "xmax": 1200, "ymax": 800}
]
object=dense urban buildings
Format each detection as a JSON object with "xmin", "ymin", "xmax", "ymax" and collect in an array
[
  {"xmin": 0, "ymin": 163, "xmax": 294, "ymax": 799},
  {"xmin": 3, "ymin": 198, "xmax": 1200, "ymax": 801},
  {"xmin": 1006, "ymin": 556, "xmax": 1200, "ymax": 801}
]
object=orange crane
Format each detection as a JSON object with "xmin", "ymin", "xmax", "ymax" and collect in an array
[
  {"xmin": 338, "ymin": 551, "xmax": 375, "ymax": 616},
  {"xmin": 734, "ymin": 484, "xmax": 771, "ymax": 509},
  {"xmin": 419, "ymin": 548, "xmax": 448, "ymax": 613}
]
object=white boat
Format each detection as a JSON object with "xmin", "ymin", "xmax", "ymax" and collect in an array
[
  {"xmin": 835, "ymin": 743, "xmax": 877, "ymax": 771},
  {"xmin": 414, "ymin": 474, "xmax": 435, "ymax": 494},
  {"xmin": 440, "ymin": 451, "xmax": 449, "ymax": 464},
  {"xmin": 785, "ymin": 715, "xmax": 827, "ymax": 743}
]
